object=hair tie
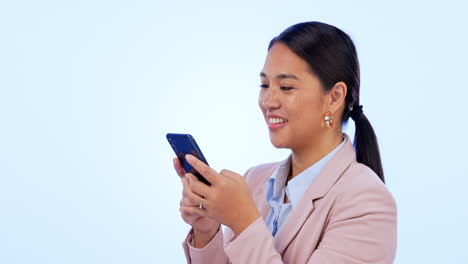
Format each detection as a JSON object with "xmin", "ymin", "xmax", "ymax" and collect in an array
[{"xmin": 350, "ymin": 105, "xmax": 363, "ymax": 121}]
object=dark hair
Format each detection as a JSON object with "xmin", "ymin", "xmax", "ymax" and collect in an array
[{"xmin": 269, "ymin": 21, "xmax": 385, "ymax": 183}]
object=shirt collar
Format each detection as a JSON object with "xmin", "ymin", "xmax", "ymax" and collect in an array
[
  {"xmin": 266, "ymin": 156, "xmax": 291, "ymax": 203},
  {"xmin": 267, "ymin": 136, "xmax": 347, "ymax": 207}
]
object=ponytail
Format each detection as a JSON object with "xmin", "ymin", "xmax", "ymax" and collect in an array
[{"xmin": 351, "ymin": 106, "xmax": 385, "ymax": 183}]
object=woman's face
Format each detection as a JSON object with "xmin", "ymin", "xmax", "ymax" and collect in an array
[{"xmin": 259, "ymin": 42, "xmax": 329, "ymax": 150}]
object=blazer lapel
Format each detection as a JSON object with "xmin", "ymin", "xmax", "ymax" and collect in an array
[
  {"xmin": 253, "ymin": 180, "xmax": 271, "ymax": 219},
  {"xmin": 274, "ymin": 135, "xmax": 356, "ymax": 254}
]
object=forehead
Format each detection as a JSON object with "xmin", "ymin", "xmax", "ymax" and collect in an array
[{"xmin": 261, "ymin": 42, "xmax": 311, "ymax": 77}]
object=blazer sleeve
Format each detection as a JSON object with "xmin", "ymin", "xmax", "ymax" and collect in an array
[
  {"xmin": 224, "ymin": 216, "xmax": 283, "ymax": 263},
  {"xmin": 221, "ymin": 164, "xmax": 285, "ymax": 263},
  {"xmin": 308, "ymin": 170, "xmax": 398, "ymax": 264},
  {"xmin": 182, "ymin": 227, "xmax": 229, "ymax": 264},
  {"xmin": 183, "ymin": 216, "xmax": 284, "ymax": 264},
  {"xmin": 182, "ymin": 166, "xmax": 264, "ymax": 264}
]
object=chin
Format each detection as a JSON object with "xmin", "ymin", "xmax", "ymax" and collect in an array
[{"xmin": 269, "ymin": 135, "xmax": 290, "ymax": 149}]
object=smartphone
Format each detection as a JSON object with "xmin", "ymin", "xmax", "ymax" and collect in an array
[{"xmin": 166, "ymin": 133, "xmax": 211, "ymax": 185}]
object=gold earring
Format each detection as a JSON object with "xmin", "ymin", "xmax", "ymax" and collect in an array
[{"xmin": 324, "ymin": 111, "xmax": 334, "ymax": 128}]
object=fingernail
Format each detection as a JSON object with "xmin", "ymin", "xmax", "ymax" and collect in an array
[{"xmin": 186, "ymin": 154, "xmax": 192, "ymax": 161}]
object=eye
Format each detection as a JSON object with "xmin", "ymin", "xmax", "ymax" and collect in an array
[
  {"xmin": 280, "ymin": 86, "xmax": 294, "ymax": 91},
  {"xmin": 260, "ymin": 84, "xmax": 269, "ymax": 89}
]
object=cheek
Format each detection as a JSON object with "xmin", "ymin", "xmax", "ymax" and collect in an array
[
  {"xmin": 258, "ymin": 91, "xmax": 266, "ymax": 111},
  {"xmin": 289, "ymin": 96, "xmax": 324, "ymax": 123}
]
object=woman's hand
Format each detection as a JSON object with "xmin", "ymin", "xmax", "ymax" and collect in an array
[
  {"xmin": 185, "ymin": 154, "xmax": 261, "ymax": 237},
  {"xmin": 173, "ymin": 158, "xmax": 219, "ymax": 248}
]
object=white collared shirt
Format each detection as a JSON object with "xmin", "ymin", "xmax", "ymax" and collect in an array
[{"xmin": 264, "ymin": 137, "xmax": 346, "ymax": 236}]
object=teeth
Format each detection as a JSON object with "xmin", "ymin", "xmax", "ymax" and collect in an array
[{"xmin": 269, "ymin": 117, "xmax": 287, "ymax": 124}]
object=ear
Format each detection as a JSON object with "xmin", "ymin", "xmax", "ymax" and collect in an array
[{"xmin": 327, "ymin": 81, "xmax": 347, "ymax": 114}]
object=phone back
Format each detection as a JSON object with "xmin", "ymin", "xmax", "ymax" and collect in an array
[{"xmin": 166, "ymin": 133, "xmax": 210, "ymax": 185}]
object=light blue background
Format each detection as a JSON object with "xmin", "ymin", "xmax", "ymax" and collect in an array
[{"xmin": 1, "ymin": 0, "xmax": 467, "ymax": 263}]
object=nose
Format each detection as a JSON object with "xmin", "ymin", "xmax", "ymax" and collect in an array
[{"xmin": 260, "ymin": 88, "xmax": 281, "ymax": 110}]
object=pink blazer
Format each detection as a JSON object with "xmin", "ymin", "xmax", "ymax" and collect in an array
[{"xmin": 182, "ymin": 135, "xmax": 397, "ymax": 263}]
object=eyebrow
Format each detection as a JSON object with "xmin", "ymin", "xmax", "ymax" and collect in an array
[{"xmin": 260, "ymin": 72, "xmax": 300, "ymax": 80}]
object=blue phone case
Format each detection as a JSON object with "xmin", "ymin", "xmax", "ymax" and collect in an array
[{"xmin": 166, "ymin": 133, "xmax": 211, "ymax": 185}]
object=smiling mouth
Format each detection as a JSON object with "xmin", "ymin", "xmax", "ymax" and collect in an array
[{"xmin": 269, "ymin": 117, "xmax": 288, "ymax": 124}]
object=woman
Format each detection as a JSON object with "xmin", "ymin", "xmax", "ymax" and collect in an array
[{"xmin": 174, "ymin": 21, "xmax": 397, "ymax": 263}]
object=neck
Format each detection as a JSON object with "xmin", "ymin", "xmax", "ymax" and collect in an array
[{"xmin": 290, "ymin": 131, "xmax": 343, "ymax": 179}]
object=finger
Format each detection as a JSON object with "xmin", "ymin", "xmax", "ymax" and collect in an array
[
  {"xmin": 219, "ymin": 169, "xmax": 239, "ymax": 180},
  {"xmin": 182, "ymin": 176, "xmax": 203, "ymax": 206},
  {"xmin": 185, "ymin": 154, "xmax": 218, "ymax": 185},
  {"xmin": 180, "ymin": 205, "xmax": 207, "ymax": 218},
  {"xmin": 181, "ymin": 175, "xmax": 188, "ymax": 187},
  {"xmin": 173, "ymin": 158, "xmax": 186, "ymax": 178},
  {"xmin": 186, "ymin": 173, "xmax": 212, "ymax": 199},
  {"xmin": 179, "ymin": 207, "xmax": 204, "ymax": 225},
  {"xmin": 180, "ymin": 197, "xmax": 197, "ymax": 207}
]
